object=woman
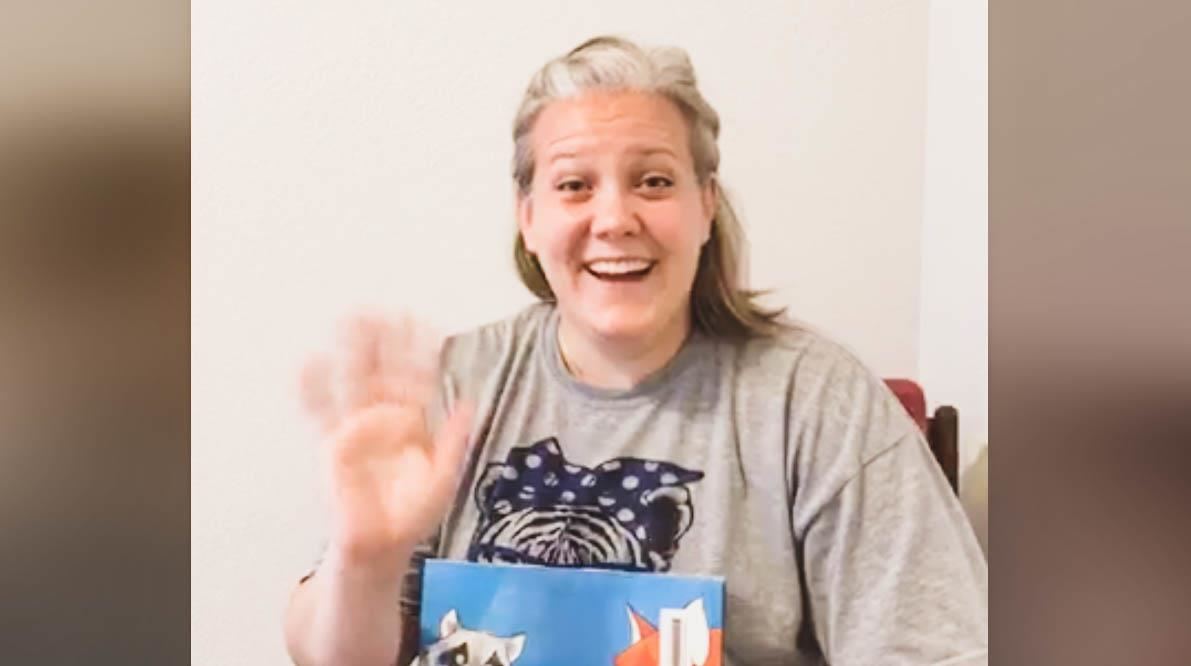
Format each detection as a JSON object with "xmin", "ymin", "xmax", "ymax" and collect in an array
[{"xmin": 284, "ymin": 36, "xmax": 987, "ymax": 665}]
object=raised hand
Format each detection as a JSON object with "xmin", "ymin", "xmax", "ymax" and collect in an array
[{"xmin": 300, "ymin": 314, "xmax": 472, "ymax": 570}]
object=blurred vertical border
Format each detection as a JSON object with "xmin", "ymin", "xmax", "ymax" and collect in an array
[
  {"xmin": 992, "ymin": 0, "xmax": 1191, "ymax": 662},
  {"xmin": 2, "ymin": 0, "xmax": 1191, "ymax": 661},
  {"xmin": 0, "ymin": 0, "xmax": 189, "ymax": 662}
]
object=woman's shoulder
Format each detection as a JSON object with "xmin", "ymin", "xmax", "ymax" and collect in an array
[
  {"xmin": 732, "ymin": 321, "xmax": 919, "ymax": 485},
  {"xmin": 728, "ymin": 319, "xmax": 902, "ymax": 420},
  {"xmin": 440, "ymin": 302, "xmax": 553, "ymax": 370},
  {"xmin": 732, "ymin": 319, "xmax": 875, "ymax": 381},
  {"xmin": 743, "ymin": 316, "xmax": 909, "ymax": 438}
]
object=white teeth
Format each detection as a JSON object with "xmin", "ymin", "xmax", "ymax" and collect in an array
[{"xmin": 585, "ymin": 259, "xmax": 653, "ymax": 275}]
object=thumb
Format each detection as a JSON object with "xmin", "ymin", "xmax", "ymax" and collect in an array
[
  {"xmin": 430, "ymin": 400, "xmax": 474, "ymax": 493},
  {"xmin": 299, "ymin": 354, "xmax": 339, "ymax": 434}
]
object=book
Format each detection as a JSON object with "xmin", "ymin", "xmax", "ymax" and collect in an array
[{"xmin": 414, "ymin": 559, "xmax": 725, "ymax": 666}]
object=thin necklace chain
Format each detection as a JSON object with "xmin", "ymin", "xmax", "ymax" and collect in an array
[{"xmin": 557, "ymin": 328, "xmax": 583, "ymax": 380}]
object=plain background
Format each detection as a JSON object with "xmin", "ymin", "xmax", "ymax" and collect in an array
[{"xmin": 192, "ymin": 1, "xmax": 986, "ymax": 663}]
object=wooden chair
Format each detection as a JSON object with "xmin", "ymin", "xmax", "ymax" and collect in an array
[{"xmin": 883, "ymin": 379, "xmax": 959, "ymax": 493}]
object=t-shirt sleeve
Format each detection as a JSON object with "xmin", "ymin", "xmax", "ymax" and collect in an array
[
  {"xmin": 796, "ymin": 413, "xmax": 987, "ymax": 663},
  {"xmin": 396, "ymin": 536, "xmax": 437, "ymax": 664},
  {"xmin": 783, "ymin": 340, "xmax": 987, "ymax": 664}
]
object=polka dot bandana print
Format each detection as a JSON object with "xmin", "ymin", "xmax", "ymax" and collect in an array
[{"xmin": 467, "ymin": 437, "xmax": 705, "ymax": 572}]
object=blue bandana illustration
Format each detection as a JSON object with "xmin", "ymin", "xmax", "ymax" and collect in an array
[{"xmin": 467, "ymin": 437, "xmax": 704, "ymax": 572}]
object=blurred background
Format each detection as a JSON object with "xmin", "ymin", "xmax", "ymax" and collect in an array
[
  {"xmin": 191, "ymin": 1, "xmax": 986, "ymax": 664},
  {"xmin": 0, "ymin": 0, "xmax": 189, "ymax": 662}
]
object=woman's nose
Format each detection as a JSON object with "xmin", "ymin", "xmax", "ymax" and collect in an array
[{"xmin": 590, "ymin": 185, "xmax": 641, "ymax": 237}]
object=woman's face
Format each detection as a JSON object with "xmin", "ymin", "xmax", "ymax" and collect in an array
[{"xmin": 518, "ymin": 91, "xmax": 715, "ymax": 345}]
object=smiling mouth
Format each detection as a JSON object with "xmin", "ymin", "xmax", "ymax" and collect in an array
[{"xmin": 583, "ymin": 258, "xmax": 657, "ymax": 281}]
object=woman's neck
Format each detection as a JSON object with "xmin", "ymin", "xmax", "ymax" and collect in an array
[{"xmin": 556, "ymin": 311, "xmax": 691, "ymax": 391}]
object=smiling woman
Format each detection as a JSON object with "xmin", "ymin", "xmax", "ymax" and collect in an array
[
  {"xmin": 511, "ymin": 38, "xmax": 783, "ymax": 345},
  {"xmin": 518, "ymin": 89, "xmax": 717, "ymax": 388},
  {"xmin": 283, "ymin": 36, "xmax": 988, "ymax": 666}
]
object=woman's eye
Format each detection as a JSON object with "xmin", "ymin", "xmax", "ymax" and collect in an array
[
  {"xmin": 556, "ymin": 179, "xmax": 587, "ymax": 192},
  {"xmin": 640, "ymin": 175, "xmax": 674, "ymax": 189}
]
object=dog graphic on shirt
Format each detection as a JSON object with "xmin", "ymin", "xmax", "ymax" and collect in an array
[{"xmin": 468, "ymin": 437, "xmax": 705, "ymax": 573}]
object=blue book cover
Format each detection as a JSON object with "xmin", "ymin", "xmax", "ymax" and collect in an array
[{"xmin": 414, "ymin": 560, "xmax": 725, "ymax": 666}]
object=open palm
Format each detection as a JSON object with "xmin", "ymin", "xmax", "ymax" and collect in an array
[{"xmin": 301, "ymin": 314, "xmax": 472, "ymax": 567}]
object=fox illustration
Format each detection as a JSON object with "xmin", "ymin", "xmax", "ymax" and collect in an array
[
  {"xmin": 411, "ymin": 609, "xmax": 526, "ymax": 666},
  {"xmin": 614, "ymin": 598, "xmax": 722, "ymax": 666}
]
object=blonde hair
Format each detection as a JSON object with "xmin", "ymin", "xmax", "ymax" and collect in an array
[{"xmin": 511, "ymin": 35, "xmax": 785, "ymax": 338}]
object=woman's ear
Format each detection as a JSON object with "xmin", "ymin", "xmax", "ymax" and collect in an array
[
  {"xmin": 700, "ymin": 177, "xmax": 718, "ymax": 245},
  {"xmin": 516, "ymin": 191, "xmax": 536, "ymax": 254}
]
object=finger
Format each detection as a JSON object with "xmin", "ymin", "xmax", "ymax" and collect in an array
[
  {"xmin": 429, "ymin": 400, "xmax": 474, "ymax": 495},
  {"xmin": 339, "ymin": 314, "xmax": 387, "ymax": 411},
  {"xmin": 377, "ymin": 314, "xmax": 441, "ymax": 407},
  {"xmin": 299, "ymin": 354, "xmax": 339, "ymax": 434}
]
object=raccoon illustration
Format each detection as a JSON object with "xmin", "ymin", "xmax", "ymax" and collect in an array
[{"xmin": 411, "ymin": 609, "xmax": 526, "ymax": 666}]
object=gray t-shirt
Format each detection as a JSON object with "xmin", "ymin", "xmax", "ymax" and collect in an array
[{"xmin": 401, "ymin": 303, "xmax": 987, "ymax": 665}]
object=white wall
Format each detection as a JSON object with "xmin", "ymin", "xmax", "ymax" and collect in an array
[
  {"xmin": 920, "ymin": 0, "xmax": 988, "ymax": 550},
  {"xmin": 747, "ymin": 0, "xmax": 930, "ymax": 379},
  {"xmin": 192, "ymin": 1, "xmax": 965, "ymax": 663},
  {"xmin": 921, "ymin": 0, "xmax": 988, "ymax": 466}
]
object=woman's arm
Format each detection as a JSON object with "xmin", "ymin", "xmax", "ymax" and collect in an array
[
  {"xmin": 798, "ymin": 431, "xmax": 988, "ymax": 665},
  {"xmin": 283, "ymin": 547, "xmax": 412, "ymax": 666},
  {"xmin": 786, "ymin": 342, "xmax": 987, "ymax": 664},
  {"xmin": 284, "ymin": 315, "xmax": 471, "ymax": 665}
]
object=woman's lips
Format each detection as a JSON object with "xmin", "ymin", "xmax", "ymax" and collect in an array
[{"xmin": 583, "ymin": 258, "xmax": 657, "ymax": 280}]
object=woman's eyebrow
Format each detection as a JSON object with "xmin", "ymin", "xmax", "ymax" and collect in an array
[
  {"xmin": 544, "ymin": 145, "xmax": 680, "ymax": 167},
  {"xmin": 628, "ymin": 146, "xmax": 680, "ymax": 160},
  {"xmin": 547, "ymin": 151, "xmax": 580, "ymax": 164}
]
